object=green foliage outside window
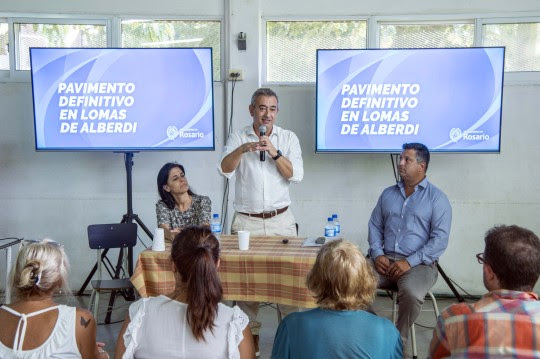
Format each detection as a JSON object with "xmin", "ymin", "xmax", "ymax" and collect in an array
[{"xmin": 122, "ymin": 20, "xmax": 221, "ymax": 80}]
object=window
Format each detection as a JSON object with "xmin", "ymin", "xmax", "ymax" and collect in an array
[
  {"xmin": 0, "ymin": 22, "xmax": 8, "ymax": 70},
  {"xmin": 266, "ymin": 20, "xmax": 367, "ymax": 83},
  {"xmin": 379, "ymin": 23, "xmax": 474, "ymax": 48},
  {"xmin": 121, "ymin": 20, "xmax": 221, "ymax": 81},
  {"xmin": 15, "ymin": 22, "xmax": 106, "ymax": 70},
  {"xmin": 483, "ymin": 22, "xmax": 540, "ymax": 72}
]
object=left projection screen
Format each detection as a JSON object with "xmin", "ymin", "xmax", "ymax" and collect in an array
[{"xmin": 30, "ymin": 48, "xmax": 215, "ymax": 151}]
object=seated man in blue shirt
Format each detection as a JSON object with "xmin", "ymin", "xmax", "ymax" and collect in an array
[{"xmin": 368, "ymin": 142, "xmax": 452, "ymax": 343}]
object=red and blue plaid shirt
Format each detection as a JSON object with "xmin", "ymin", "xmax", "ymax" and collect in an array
[{"xmin": 429, "ymin": 290, "xmax": 540, "ymax": 358}]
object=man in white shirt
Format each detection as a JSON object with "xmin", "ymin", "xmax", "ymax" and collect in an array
[{"xmin": 218, "ymin": 87, "xmax": 304, "ymax": 353}]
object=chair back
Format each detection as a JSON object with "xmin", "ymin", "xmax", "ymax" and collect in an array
[{"xmin": 88, "ymin": 223, "xmax": 137, "ymax": 250}]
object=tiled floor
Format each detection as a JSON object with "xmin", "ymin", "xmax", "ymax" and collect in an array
[{"xmin": 2, "ymin": 292, "xmax": 460, "ymax": 359}]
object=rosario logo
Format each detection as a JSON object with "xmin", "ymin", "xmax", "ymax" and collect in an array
[
  {"xmin": 166, "ymin": 126, "xmax": 204, "ymax": 140},
  {"xmin": 450, "ymin": 127, "xmax": 490, "ymax": 142},
  {"xmin": 449, "ymin": 128, "xmax": 462, "ymax": 142},
  {"xmin": 167, "ymin": 126, "xmax": 179, "ymax": 140}
]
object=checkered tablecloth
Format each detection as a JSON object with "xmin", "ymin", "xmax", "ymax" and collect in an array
[{"xmin": 131, "ymin": 235, "xmax": 320, "ymax": 308}]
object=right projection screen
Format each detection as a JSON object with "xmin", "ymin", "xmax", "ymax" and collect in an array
[{"xmin": 316, "ymin": 47, "xmax": 505, "ymax": 153}]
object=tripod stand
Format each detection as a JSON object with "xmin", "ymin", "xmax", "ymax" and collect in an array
[
  {"xmin": 389, "ymin": 154, "xmax": 464, "ymax": 302},
  {"xmin": 78, "ymin": 152, "xmax": 155, "ymax": 322}
]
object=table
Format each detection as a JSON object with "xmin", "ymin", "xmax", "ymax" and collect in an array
[{"xmin": 131, "ymin": 235, "xmax": 320, "ymax": 308}]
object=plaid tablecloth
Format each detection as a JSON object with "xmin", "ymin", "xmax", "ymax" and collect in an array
[{"xmin": 131, "ymin": 235, "xmax": 320, "ymax": 308}]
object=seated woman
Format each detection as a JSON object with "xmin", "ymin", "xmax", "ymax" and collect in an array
[
  {"xmin": 156, "ymin": 162, "xmax": 212, "ymax": 242},
  {"xmin": 0, "ymin": 239, "xmax": 107, "ymax": 359},
  {"xmin": 271, "ymin": 239, "xmax": 402, "ymax": 359},
  {"xmin": 115, "ymin": 225, "xmax": 255, "ymax": 359}
]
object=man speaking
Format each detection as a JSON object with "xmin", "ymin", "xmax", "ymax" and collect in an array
[
  {"xmin": 218, "ymin": 87, "xmax": 303, "ymax": 353},
  {"xmin": 368, "ymin": 142, "xmax": 452, "ymax": 344}
]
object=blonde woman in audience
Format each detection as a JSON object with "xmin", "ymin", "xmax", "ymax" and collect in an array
[
  {"xmin": 271, "ymin": 239, "xmax": 402, "ymax": 359},
  {"xmin": 115, "ymin": 225, "xmax": 255, "ymax": 359},
  {"xmin": 0, "ymin": 239, "xmax": 108, "ymax": 359}
]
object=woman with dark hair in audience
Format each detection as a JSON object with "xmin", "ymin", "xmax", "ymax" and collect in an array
[
  {"xmin": 115, "ymin": 225, "xmax": 255, "ymax": 359},
  {"xmin": 156, "ymin": 162, "xmax": 212, "ymax": 242},
  {"xmin": 271, "ymin": 239, "xmax": 402, "ymax": 359},
  {"xmin": 0, "ymin": 239, "xmax": 108, "ymax": 359}
]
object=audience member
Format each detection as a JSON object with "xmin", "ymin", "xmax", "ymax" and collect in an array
[
  {"xmin": 0, "ymin": 239, "xmax": 106, "ymax": 359},
  {"xmin": 429, "ymin": 225, "xmax": 540, "ymax": 358},
  {"xmin": 271, "ymin": 239, "xmax": 402, "ymax": 359},
  {"xmin": 156, "ymin": 162, "xmax": 211, "ymax": 241},
  {"xmin": 115, "ymin": 225, "xmax": 255, "ymax": 359},
  {"xmin": 218, "ymin": 87, "xmax": 304, "ymax": 352},
  {"xmin": 368, "ymin": 142, "xmax": 452, "ymax": 343}
]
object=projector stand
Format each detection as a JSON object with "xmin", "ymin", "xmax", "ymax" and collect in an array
[
  {"xmin": 77, "ymin": 152, "xmax": 155, "ymax": 322},
  {"xmin": 389, "ymin": 154, "xmax": 464, "ymax": 302}
]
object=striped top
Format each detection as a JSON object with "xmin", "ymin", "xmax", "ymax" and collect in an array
[{"xmin": 429, "ymin": 290, "xmax": 540, "ymax": 358}]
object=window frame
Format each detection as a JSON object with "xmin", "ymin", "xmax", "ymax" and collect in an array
[
  {"xmin": 262, "ymin": 16, "xmax": 369, "ymax": 86},
  {"xmin": 263, "ymin": 13, "xmax": 540, "ymax": 85},
  {"xmin": 13, "ymin": 17, "xmax": 110, "ymax": 71},
  {"xmin": 0, "ymin": 17, "xmax": 12, "ymax": 79},
  {"xmin": 116, "ymin": 15, "xmax": 223, "ymax": 82},
  {"xmin": 0, "ymin": 13, "xmax": 223, "ymax": 83},
  {"xmin": 477, "ymin": 16, "xmax": 540, "ymax": 84},
  {"xmin": 374, "ymin": 18, "xmax": 476, "ymax": 49},
  {"xmin": 0, "ymin": 14, "xmax": 111, "ymax": 81}
]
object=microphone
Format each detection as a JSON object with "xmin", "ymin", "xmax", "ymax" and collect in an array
[{"xmin": 259, "ymin": 125, "xmax": 266, "ymax": 162}]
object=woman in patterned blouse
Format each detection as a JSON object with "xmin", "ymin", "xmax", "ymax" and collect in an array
[{"xmin": 156, "ymin": 162, "xmax": 211, "ymax": 241}]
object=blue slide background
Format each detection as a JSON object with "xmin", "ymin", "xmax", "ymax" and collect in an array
[
  {"xmin": 30, "ymin": 48, "xmax": 214, "ymax": 150},
  {"xmin": 316, "ymin": 48, "xmax": 504, "ymax": 152}
]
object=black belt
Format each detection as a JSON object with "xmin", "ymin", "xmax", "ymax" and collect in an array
[{"xmin": 238, "ymin": 206, "xmax": 288, "ymax": 219}]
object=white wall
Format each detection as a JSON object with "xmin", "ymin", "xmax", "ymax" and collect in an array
[{"xmin": 1, "ymin": 0, "xmax": 539, "ymax": 295}]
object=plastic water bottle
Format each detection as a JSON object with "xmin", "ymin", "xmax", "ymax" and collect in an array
[
  {"xmin": 324, "ymin": 217, "xmax": 336, "ymax": 237},
  {"xmin": 211, "ymin": 213, "xmax": 221, "ymax": 239},
  {"xmin": 332, "ymin": 214, "xmax": 340, "ymax": 235}
]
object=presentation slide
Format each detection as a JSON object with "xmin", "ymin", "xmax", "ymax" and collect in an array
[
  {"xmin": 316, "ymin": 47, "xmax": 505, "ymax": 153},
  {"xmin": 30, "ymin": 48, "xmax": 214, "ymax": 151}
]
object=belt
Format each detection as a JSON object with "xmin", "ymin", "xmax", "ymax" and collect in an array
[{"xmin": 238, "ymin": 206, "xmax": 288, "ymax": 219}]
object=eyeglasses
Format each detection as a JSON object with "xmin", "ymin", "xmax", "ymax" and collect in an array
[{"xmin": 476, "ymin": 252, "xmax": 486, "ymax": 265}]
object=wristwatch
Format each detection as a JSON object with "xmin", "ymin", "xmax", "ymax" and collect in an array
[{"xmin": 272, "ymin": 150, "xmax": 282, "ymax": 161}]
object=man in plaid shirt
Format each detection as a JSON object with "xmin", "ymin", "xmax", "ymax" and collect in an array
[{"xmin": 429, "ymin": 225, "xmax": 540, "ymax": 358}]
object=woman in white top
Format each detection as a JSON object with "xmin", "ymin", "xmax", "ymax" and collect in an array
[
  {"xmin": 115, "ymin": 225, "xmax": 255, "ymax": 359},
  {"xmin": 0, "ymin": 239, "xmax": 108, "ymax": 359}
]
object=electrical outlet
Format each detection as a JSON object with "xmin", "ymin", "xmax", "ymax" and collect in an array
[{"xmin": 228, "ymin": 69, "xmax": 244, "ymax": 81}]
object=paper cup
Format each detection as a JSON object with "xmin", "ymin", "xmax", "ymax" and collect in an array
[
  {"xmin": 152, "ymin": 228, "xmax": 166, "ymax": 251},
  {"xmin": 237, "ymin": 231, "xmax": 250, "ymax": 250}
]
